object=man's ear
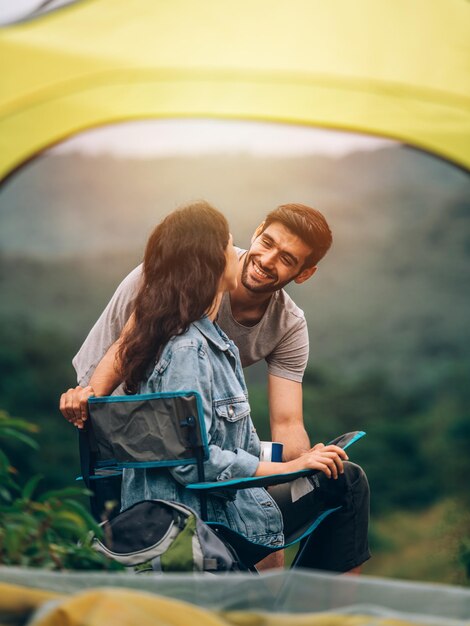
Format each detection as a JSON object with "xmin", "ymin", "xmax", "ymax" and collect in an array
[
  {"xmin": 294, "ymin": 265, "xmax": 317, "ymax": 284},
  {"xmin": 251, "ymin": 222, "xmax": 265, "ymax": 243}
]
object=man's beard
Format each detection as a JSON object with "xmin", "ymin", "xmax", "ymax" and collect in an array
[{"xmin": 240, "ymin": 254, "xmax": 294, "ymax": 294}]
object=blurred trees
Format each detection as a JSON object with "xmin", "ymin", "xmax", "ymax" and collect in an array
[
  {"xmin": 0, "ymin": 317, "xmax": 468, "ymax": 582},
  {"xmin": 0, "ymin": 320, "xmax": 78, "ymax": 487},
  {"xmin": 1, "ymin": 318, "xmax": 468, "ymax": 514}
]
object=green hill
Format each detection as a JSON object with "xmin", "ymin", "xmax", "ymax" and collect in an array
[{"xmin": 1, "ymin": 146, "xmax": 468, "ymax": 387}]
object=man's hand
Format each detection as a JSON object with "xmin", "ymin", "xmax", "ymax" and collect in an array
[
  {"xmin": 59, "ymin": 325, "xmax": 131, "ymax": 429},
  {"xmin": 60, "ymin": 385, "xmax": 94, "ymax": 429}
]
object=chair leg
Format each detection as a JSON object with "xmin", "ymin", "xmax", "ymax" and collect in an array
[{"xmin": 290, "ymin": 535, "xmax": 311, "ymax": 569}]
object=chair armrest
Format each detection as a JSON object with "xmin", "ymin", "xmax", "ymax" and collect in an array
[
  {"xmin": 186, "ymin": 469, "xmax": 316, "ymax": 491},
  {"xmin": 186, "ymin": 431, "xmax": 366, "ymax": 491}
]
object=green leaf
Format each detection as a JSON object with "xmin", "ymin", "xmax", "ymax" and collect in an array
[
  {"xmin": 0, "ymin": 487, "xmax": 12, "ymax": 502},
  {"xmin": 50, "ymin": 515, "xmax": 86, "ymax": 537},
  {"xmin": 0, "ymin": 449, "xmax": 11, "ymax": 473},
  {"xmin": 0, "ymin": 417, "xmax": 39, "ymax": 433},
  {"xmin": 38, "ymin": 486, "xmax": 91, "ymax": 502},
  {"xmin": 3, "ymin": 526, "xmax": 25, "ymax": 561},
  {"xmin": 22, "ymin": 475, "xmax": 43, "ymax": 500},
  {"xmin": 62, "ymin": 499, "xmax": 103, "ymax": 536},
  {"xmin": 1, "ymin": 477, "xmax": 21, "ymax": 495},
  {"xmin": 0, "ymin": 428, "xmax": 39, "ymax": 450}
]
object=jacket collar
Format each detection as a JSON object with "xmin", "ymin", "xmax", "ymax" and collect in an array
[{"xmin": 193, "ymin": 315, "xmax": 230, "ymax": 352}]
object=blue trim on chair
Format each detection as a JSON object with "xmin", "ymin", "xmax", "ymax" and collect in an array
[
  {"xmin": 342, "ymin": 431, "xmax": 366, "ymax": 449},
  {"xmin": 76, "ymin": 472, "xmax": 123, "ymax": 481},
  {"xmin": 88, "ymin": 390, "xmax": 201, "ymax": 404},
  {"xmin": 206, "ymin": 505, "xmax": 341, "ymax": 556},
  {"xmin": 115, "ymin": 458, "xmax": 199, "ymax": 469},
  {"xmin": 187, "ymin": 469, "xmax": 314, "ymax": 490},
  {"xmin": 283, "ymin": 506, "xmax": 341, "ymax": 547}
]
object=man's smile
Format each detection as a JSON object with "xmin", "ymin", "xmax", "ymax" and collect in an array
[{"xmin": 251, "ymin": 258, "xmax": 276, "ymax": 281}]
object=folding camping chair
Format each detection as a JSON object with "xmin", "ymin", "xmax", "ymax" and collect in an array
[{"xmin": 79, "ymin": 390, "xmax": 365, "ymax": 569}]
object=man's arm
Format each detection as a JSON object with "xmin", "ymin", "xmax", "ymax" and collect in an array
[
  {"xmin": 61, "ymin": 265, "xmax": 143, "ymax": 426},
  {"xmin": 73, "ymin": 264, "xmax": 143, "ymax": 386},
  {"xmin": 60, "ymin": 315, "xmax": 134, "ymax": 427},
  {"xmin": 268, "ymin": 373, "xmax": 310, "ymax": 461},
  {"xmin": 88, "ymin": 340, "xmax": 122, "ymax": 396},
  {"xmin": 90, "ymin": 309, "xmax": 135, "ymax": 395},
  {"xmin": 60, "ymin": 341, "xmax": 122, "ymax": 427}
]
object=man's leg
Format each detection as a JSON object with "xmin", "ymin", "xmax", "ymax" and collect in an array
[
  {"xmin": 256, "ymin": 550, "xmax": 285, "ymax": 570},
  {"xmin": 269, "ymin": 462, "xmax": 371, "ymax": 573}
]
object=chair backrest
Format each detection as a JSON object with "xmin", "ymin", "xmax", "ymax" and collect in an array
[
  {"xmin": 87, "ymin": 391, "xmax": 209, "ymax": 470},
  {"xmin": 80, "ymin": 391, "xmax": 210, "ymax": 520}
]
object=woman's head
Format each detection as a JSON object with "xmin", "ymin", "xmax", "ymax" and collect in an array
[
  {"xmin": 143, "ymin": 200, "xmax": 231, "ymax": 313},
  {"xmin": 119, "ymin": 200, "xmax": 234, "ymax": 393}
]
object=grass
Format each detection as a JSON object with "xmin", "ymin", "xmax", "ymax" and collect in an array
[
  {"xmin": 363, "ymin": 499, "xmax": 469, "ymax": 585},
  {"xmin": 283, "ymin": 499, "xmax": 469, "ymax": 586}
]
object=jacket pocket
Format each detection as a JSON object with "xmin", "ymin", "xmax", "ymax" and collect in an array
[{"xmin": 214, "ymin": 398, "xmax": 250, "ymax": 422}]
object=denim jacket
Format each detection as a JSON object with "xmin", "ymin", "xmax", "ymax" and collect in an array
[{"xmin": 121, "ymin": 315, "xmax": 284, "ymax": 547}]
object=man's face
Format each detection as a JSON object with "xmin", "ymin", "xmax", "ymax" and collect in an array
[{"xmin": 241, "ymin": 221, "xmax": 316, "ymax": 294}]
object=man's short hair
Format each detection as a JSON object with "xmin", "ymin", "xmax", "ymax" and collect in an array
[{"xmin": 263, "ymin": 203, "xmax": 332, "ymax": 268}]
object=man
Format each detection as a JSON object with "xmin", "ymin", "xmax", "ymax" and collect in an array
[{"xmin": 62, "ymin": 203, "xmax": 328, "ymax": 460}]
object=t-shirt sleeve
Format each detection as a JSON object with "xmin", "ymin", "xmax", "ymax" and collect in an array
[
  {"xmin": 72, "ymin": 264, "xmax": 143, "ymax": 386},
  {"xmin": 265, "ymin": 316, "xmax": 309, "ymax": 383}
]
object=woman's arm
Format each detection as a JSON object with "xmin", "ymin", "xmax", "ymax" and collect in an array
[{"xmin": 255, "ymin": 443, "xmax": 349, "ymax": 480}]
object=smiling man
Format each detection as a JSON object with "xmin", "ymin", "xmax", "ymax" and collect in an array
[
  {"xmin": 216, "ymin": 205, "xmax": 327, "ymax": 459},
  {"xmin": 63, "ymin": 203, "xmax": 330, "ymax": 461}
]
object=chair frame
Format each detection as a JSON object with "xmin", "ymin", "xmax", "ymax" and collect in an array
[{"xmin": 79, "ymin": 390, "xmax": 365, "ymax": 569}]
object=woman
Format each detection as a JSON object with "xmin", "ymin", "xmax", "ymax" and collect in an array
[{"xmin": 114, "ymin": 200, "xmax": 369, "ymax": 570}]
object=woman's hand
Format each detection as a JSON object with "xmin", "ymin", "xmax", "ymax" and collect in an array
[
  {"xmin": 286, "ymin": 444, "xmax": 348, "ymax": 479},
  {"xmin": 59, "ymin": 385, "xmax": 94, "ymax": 429},
  {"xmin": 255, "ymin": 443, "xmax": 348, "ymax": 479}
]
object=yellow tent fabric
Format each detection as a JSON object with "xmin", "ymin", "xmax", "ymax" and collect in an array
[
  {"xmin": 0, "ymin": 582, "xmax": 426, "ymax": 626},
  {"xmin": 0, "ymin": 0, "xmax": 469, "ymax": 182}
]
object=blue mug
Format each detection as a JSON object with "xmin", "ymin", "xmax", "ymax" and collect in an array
[{"xmin": 260, "ymin": 441, "xmax": 284, "ymax": 462}]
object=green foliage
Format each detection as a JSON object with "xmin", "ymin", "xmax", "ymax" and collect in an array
[
  {"xmin": 0, "ymin": 410, "xmax": 123, "ymax": 571},
  {"xmin": 365, "ymin": 500, "xmax": 470, "ymax": 586},
  {"xmin": 296, "ymin": 364, "xmax": 468, "ymax": 514},
  {"xmin": 249, "ymin": 365, "xmax": 470, "ymax": 584},
  {"xmin": 0, "ymin": 320, "xmax": 80, "ymax": 489},
  {"xmin": 459, "ymin": 539, "xmax": 470, "ymax": 579}
]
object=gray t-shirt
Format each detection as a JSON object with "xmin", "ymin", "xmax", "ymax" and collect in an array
[{"xmin": 73, "ymin": 248, "xmax": 309, "ymax": 386}]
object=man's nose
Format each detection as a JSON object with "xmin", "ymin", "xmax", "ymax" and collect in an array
[{"xmin": 259, "ymin": 249, "xmax": 277, "ymax": 269}]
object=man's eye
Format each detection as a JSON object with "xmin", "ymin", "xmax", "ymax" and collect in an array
[
  {"xmin": 282, "ymin": 256, "xmax": 293, "ymax": 266},
  {"xmin": 261, "ymin": 239, "xmax": 272, "ymax": 247}
]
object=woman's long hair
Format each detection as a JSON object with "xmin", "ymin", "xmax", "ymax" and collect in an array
[{"xmin": 118, "ymin": 201, "xmax": 230, "ymax": 394}]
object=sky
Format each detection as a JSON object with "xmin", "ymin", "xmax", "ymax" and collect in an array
[{"xmin": 48, "ymin": 119, "xmax": 395, "ymax": 158}]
